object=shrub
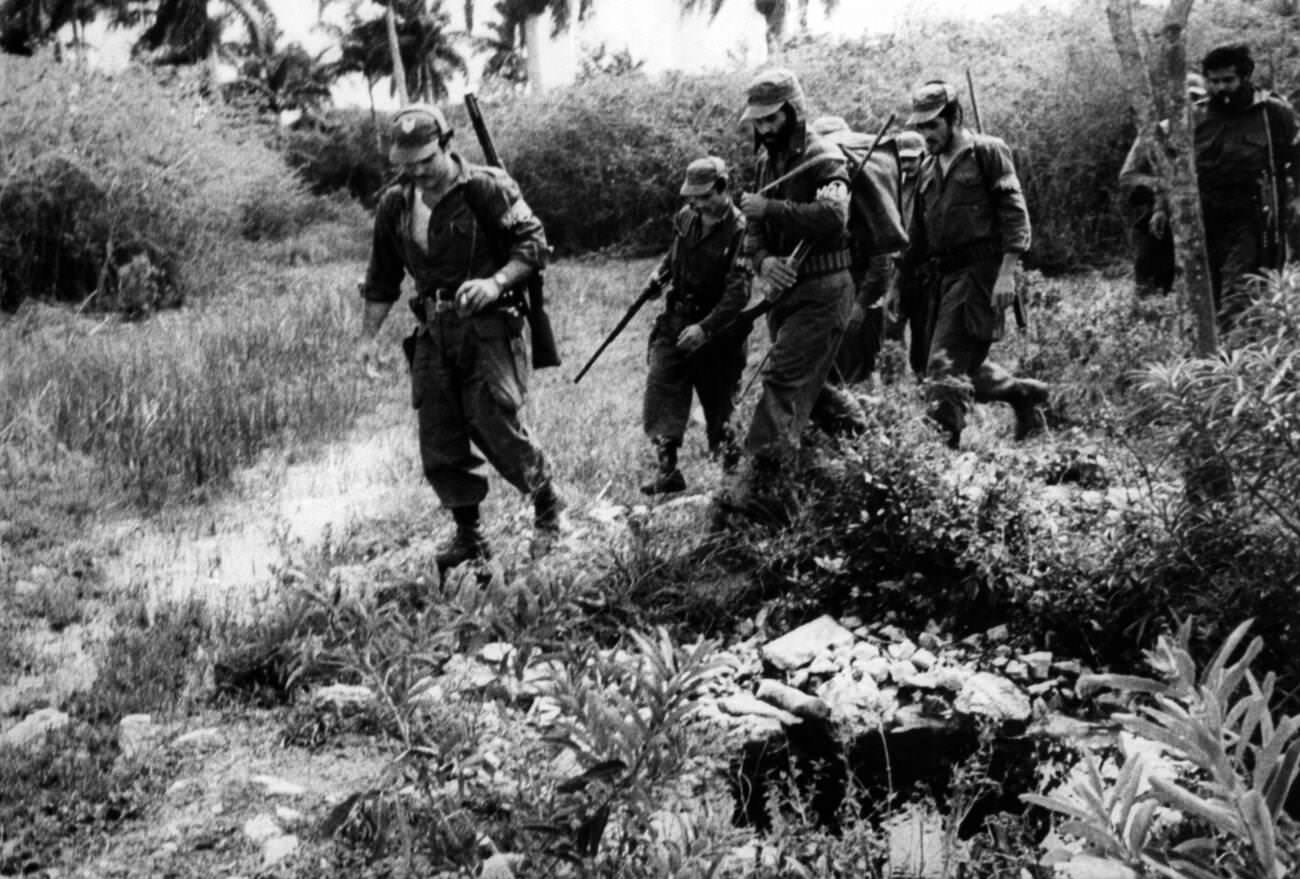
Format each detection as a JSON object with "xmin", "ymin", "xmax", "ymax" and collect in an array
[
  {"xmin": 280, "ymin": 109, "xmax": 389, "ymax": 208},
  {"xmin": 0, "ymin": 55, "xmax": 317, "ymax": 313}
]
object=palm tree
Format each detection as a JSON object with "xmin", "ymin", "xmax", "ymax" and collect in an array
[
  {"xmin": 0, "ymin": 0, "xmax": 97, "ymax": 57},
  {"xmin": 680, "ymin": 0, "xmax": 838, "ymax": 58},
  {"xmin": 331, "ymin": 0, "xmax": 467, "ymax": 106}
]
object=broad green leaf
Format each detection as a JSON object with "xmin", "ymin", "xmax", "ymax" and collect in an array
[
  {"xmin": 1021, "ymin": 793, "xmax": 1096, "ymax": 824},
  {"xmin": 1059, "ymin": 820, "xmax": 1126, "ymax": 858},
  {"xmin": 1263, "ymin": 737, "xmax": 1300, "ymax": 816},
  {"xmin": 1126, "ymin": 800, "xmax": 1158, "ymax": 856},
  {"xmin": 1078, "ymin": 674, "xmax": 1169, "ymax": 698}
]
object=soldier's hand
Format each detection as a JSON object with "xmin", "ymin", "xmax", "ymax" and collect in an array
[
  {"xmin": 739, "ymin": 193, "xmax": 770, "ymax": 221},
  {"xmin": 356, "ymin": 336, "xmax": 384, "ymax": 380},
  {"xmin": 676, "ymin": 324, "xmax": 706, "ymax": 352},
  {"xmin": 882, "ymin": 283, "xmax": 901, "ymax": 324},
  {"xmin": 1149, "ymin": 209, "xmax": 1168, "ymax": 240},
  {"xmin": 992, "ymin": 273, "xmax": 1017, "ymax": 312},
  {"xmin": 455, "ymin": 277, "xmax": 502, "ymax": 316},
  {"xmin": 760, "ymin": 256, "xmax": 798, "ymax": 293}
]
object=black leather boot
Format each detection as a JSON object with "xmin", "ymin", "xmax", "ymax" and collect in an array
[
  {"xmin": 531, "ymin": 481, "xmax": 565, "ymax": 559},
  {"xmin": 1012, "ymin": 379, "xmax": 1050, "ymax": 441},
  {"xmin": 436, "ymin": 505, "xmax": 491, "ymax": 570},
  {"xmin": 641, "ymin": 438, "xmax": 686, "ymax": 495}
]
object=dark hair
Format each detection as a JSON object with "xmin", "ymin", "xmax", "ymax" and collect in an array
[{"xmin": 1202, "ymin": 43, "xmax": 1254, "ymax": 79}]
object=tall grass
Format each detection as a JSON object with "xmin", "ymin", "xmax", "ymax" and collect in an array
[{"xmin": 0, "ymin": 261, "xmax": 371, "ymax": 508}]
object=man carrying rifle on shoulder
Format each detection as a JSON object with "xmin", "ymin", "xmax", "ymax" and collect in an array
[
  {"xmin": 715, "ymin": 67, "xmax": 859, "ymax": 523},
  {"xmin": 355, "ymin": 104, "xmax": 563, "ymax": 574},
  {"xmin": 638, "ymin": 156, "xmax": 751, "ymax": 496},
  {"xmin": 898, "ymin": 81, "xmax": 1049, "ymax": 450}
]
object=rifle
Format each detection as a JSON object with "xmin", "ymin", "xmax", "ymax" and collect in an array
[
  {"xmin": 573, "ymin": 276, "xmax": 668, "ymax": 384},
  {"xmin": 714, "ymin": 118, "xmax": 894, "ymax": 341},
  {"xmin": 1261, "ymin": 103, "xmax": 1286, "ymax": 267},
  {"xmin": 463, "ymin": 93, "xmax": 561, "ymax": 368},
  {"xmin": 965, "ymin": 68, "xmax": 1029, "ymax": 332}
]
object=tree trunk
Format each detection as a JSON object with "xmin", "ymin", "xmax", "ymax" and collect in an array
[
  {"xmin": 386, "ymin": 3, "xmax": 409, "ymax": 105},
  {"xmin": 1105, "ymin": 0, "xmax": 1216, "ymax": 355},
  {"xmin": 756, "ymin": 0, "xmax": 786, "ymax": 58},
  {"xmin": 523, "ymin": 12, "xmax": 545, "ymax": 93}
]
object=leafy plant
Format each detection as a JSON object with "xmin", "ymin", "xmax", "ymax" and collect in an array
[{"xmin": 1026, "ymin": 618, "xmax": 1300, "ymax": 878}]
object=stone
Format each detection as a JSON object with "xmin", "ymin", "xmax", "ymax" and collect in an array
[
  {"xmin": 878, "ymin": 624, "xmax": 909, "ymax": 643},
  {"xmin": 850, "ymin": 641, "xmax": 881, "ymax": 663},
  {"xmin": 862, "ymin": 656, "xmax": 892, "ymax": 683},
  {"xmin": 1020, "ymin": 651, "xmax": 1054, "ymax": 679},
  {"xmin": 932, "ymin": 665, "xmax": 973, "ymax": 692},
  {"xmin": 806, "ymin": 653, "xmax": 841, "ymax": 676},
  {"xmin": 262, "ymin": 834, "xmax": 299, "ymax": 866},
  {"xmin": 1, "ymin": 708, "xmax": 70, "ymax": 748},
  {"xmin": 760, "ymin": 615, "xmax": 856, "ymax": 671},
  {"xmin": 755, "ymin": 680, "xmax": 831, "ymax": 721},
  {"xmin": 275, "ymin": 806, "xmax": 304, "ymax": 825},
  {"xmin": 251, "ymin": 775, "xmax": 306, "ymax": 798},
  {"xmin": 887, "ymin": 640, "xmax": 918, "ymax": 662},
  {"xmin": 312, "ymin": 684, "xmax": 374, "ymax": 707},
  {"xmin": 889, "ymin": 660, "xmax": 918, "ymax": 684},
  {"xmin": 171, "ymin": 727, "xmax": 224, "ymax": 751},
  {"xmin": 118, "ymin": 713, "xmax": 161, "ymax": 759},
  {"xmin": 984, "ymin": 624, "xmax": 1010, "ymax": 642},
  {"xmin": 242, "ymin": 814, "xmax": 281, "ymax": 844},
  {"xmin": 1004, "ymin": 660, "xmax": 1029, "ymax": 680},
  {"xmin": 954, "ymin": 672, "xmax": 1032, "ymax": 723},
  {"xmin": 716, "ymin": 693, "xmax": 801, "ymax": 726},
  {"xmin": 478, "ymin": 642, "xmax": 515, "ymax": 665},
  {"xmin": 910, "ymin": 648, "xmax": 937, "ymax": 671},
  {"xmin": 817, "ymin": 672, "xmax": 880, "ymax": 722}
]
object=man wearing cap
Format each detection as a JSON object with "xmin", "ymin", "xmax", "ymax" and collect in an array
[
  {"xmin": 718, "ymin": 66, "xmax": 858, "ymax": 520},
  {"xmin": 1118, "ymin": 73, "xmax": 1208, "ymax": 299},
  {"xmin": 900, "ymin": 80, "xmax": 1049, "ymax": 448},
  {"xmin": 357, "ymin": 103, "xmax": 563, "ymax": 572},
  {"xmin": 885, "ymin": 130, "xmax": 930, "ymax": 378},
  {"xmin": 639, "ymin": 156, "xmax": 750, "ymax": 495},
  {"xmin": 1193, "ymin": 43, "xmax": 1299, "ymax": 330}
]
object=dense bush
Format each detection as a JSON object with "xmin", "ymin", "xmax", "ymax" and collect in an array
[
  {"xmin": 279, "ymin": 108, "xmax": 389, "ymax": 208},
  {"xmin": 0, "ymin": 55, "xmax": 318, "ymax": 313}
]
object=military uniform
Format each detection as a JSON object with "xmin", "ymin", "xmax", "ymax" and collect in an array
[
  {"xmin": 641, "ymin": 184, "xmax": 749, "ymax": 493},
  {"xmin": 1118, "ymin": 128, "xmax": 1178, "ymax": 297},
  {"xmin": 739, "ymin": 69, "xmax": 857, "ymax": 465},
  {"xmin": 1194, "ymin": 89, "xmax": 1298, "ymax": 327},
  {"xmin": 901, "ymin": 83, "xmax": 1046, "ymax": 447},
  {"xmin": 360, "ymin": 104, "xmax": 560, "ymax": 569}
]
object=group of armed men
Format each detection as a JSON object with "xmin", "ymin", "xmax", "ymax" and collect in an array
[{"xmin": 355, "ymin": 41, "xmax": 1299, "ymax": 573}]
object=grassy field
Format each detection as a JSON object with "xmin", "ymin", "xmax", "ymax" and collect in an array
[{"xmin": 4, "ymin": 221, "xmax": 1300, "ymax": 877}]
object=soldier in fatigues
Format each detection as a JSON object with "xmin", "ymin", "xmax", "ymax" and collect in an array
[
  {"xmin": 886, "ymin": 130, "xmax": 931, "ymax": 379},
  {"xmin": 1194, "ymin": 43, "xmax": 1299, "ymax": 331},
  {"xmin": 718, "ymin": 67, "xmax": 859, "ymax": 519},
  {"xmin": 900, "ymin": 81, "xmax": 1049, "ymax": 448},
  {"xmin": 357, "ymin": 104, "xmax": 563, "ymax": 571},
  {"xmin": 640, "ymin": 157, "xmax": 750, "ymax": 495},
  {"xmin": 1118, "ymin": 73, "xmax": 1207, "ymax": 299}
]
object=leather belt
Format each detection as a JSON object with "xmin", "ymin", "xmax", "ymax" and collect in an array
[{"xmin": 800, "ymin": 247, "xmax": 852, "ymax": 279}]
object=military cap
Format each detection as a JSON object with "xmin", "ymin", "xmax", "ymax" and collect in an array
[
  {"xmin": 810, "ymin": 115, "xmax": 850, "ymax": 137},
  {"xmin": 680, "ymin": 156, "xmax": 728, "ymax": 197},
  {"xmin": 894, "ymin": 130, "xmax": 925, "ymax": 158},
  {"xmin": 742, "ymin": 67, "xmax": 805, "ymax": 121},
  {"xmin": 906, "ymin": 81, "xmax": 960, "ymax": 127},
  {"xmin": 388, "ymin": 103, "xmax": 452, "ymax": 165}
]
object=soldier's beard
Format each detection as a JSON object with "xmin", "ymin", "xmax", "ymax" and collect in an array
[{"xmin": 1210, "ymin": 86, "xmax": 1251, "ymax": 110}]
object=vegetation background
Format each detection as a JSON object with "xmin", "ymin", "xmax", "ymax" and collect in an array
[{"xmin": 2, "ymin": 0, "xmax": 1300, "ymax": 875}]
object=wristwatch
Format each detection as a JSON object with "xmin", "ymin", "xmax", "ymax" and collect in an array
[{"xmin": 492, "ymin": 271, "xmax": 510, "ymax": 290}]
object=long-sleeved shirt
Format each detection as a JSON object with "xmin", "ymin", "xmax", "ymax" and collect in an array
[
  {"xmin": 742, "ymin": 122, "xmax": 851, "ymax": 273},
  {"xmin": 904, "ymin": 132, "xmax": 1032, "ymax": 269},
  {"xmin": 651, "ymin": 203, "xmax": 750, "ymax": 338},
  {"xmin": 361, "ymin": 154, "xmax": 548, "ymax": 303}
]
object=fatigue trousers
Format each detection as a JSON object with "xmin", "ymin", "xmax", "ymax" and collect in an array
[
  {"xmin": 925, "ymin": 258, "xmax": 1025, "ymax": 438},
  {"xmin": 745, "ymin": 271, "xmax": 853, "ymax": 459},
  {"xmin": 643, "ymin": 311, "xmax": 746, "ymax": 448},
  {"xmin": 1204, "ymin": 204, "xmax": 1269, "ymax": 333},
  {"xmin": 411, "ymin": 309, "xmax": 551, "ymax": 508},
  {"xmin": 1131, "ymin": 208, "xmax": 1176, "ymax": 296}
]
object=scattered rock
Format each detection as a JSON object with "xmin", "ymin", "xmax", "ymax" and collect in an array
[
  {"xmin": 171, "ymin": 727, "xmax": 225, "ymax": 751},
  {"xmin": 761, "ymin": 615, "xmax": 855, "ymax": 671},
  {"xmin": 1020, "ymin": 651, "xmax": 1054, "ymax": 679},
  {"xmin": 251, "ymin": 775, "xmax": 306, "ymax": 798},
  {"xmin": 242, "ymin": 814, "xmax": 281, "ymax": 844},
  {"xmin": 954, "ymin": 672, "xmax": 1031, "ymax": 724},
  {"xmin": 118, "ymin": 713, "xmax": 161, "ymax": 758},
  {"xmin": 717, "ymin": 693, "xmax": 800, "ymax": 726},
  {"xmin": 262, "ymin": 834, "xmax": 299, "ymax": 866},
  {"xmin": 478, "ymin": 642, "xmax": 515, "ymax": 665},
  {"xmin": 312, "ymin": 684, "xmax": 374, "ymax": 707},
  {"xmin": 756, "ymin": 679, "xmax": 831, "ymax": 721},
  {"xmin": 1, "ymin": 708, "xmax": 70, "ymax": 748}
]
